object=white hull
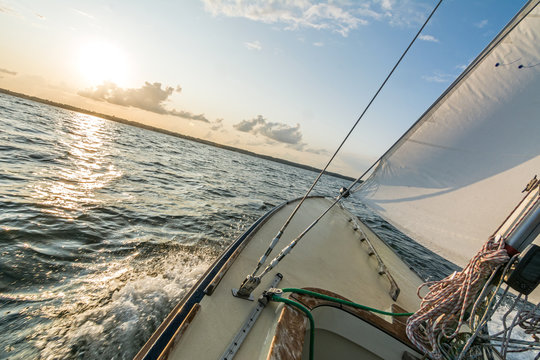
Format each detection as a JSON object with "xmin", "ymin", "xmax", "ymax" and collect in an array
[{"xmin": 136, "ymin": 197, "xmax": 426, "ymax": 359}]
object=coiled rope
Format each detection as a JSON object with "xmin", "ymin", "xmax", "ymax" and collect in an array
[{"xmin": 405, "ymin": 235, "xmax": 510, "ymax": 359}]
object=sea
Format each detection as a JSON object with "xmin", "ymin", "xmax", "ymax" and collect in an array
[{"xmin": 0, "ymin": 93, "xmax": 533, "ymax": 359}]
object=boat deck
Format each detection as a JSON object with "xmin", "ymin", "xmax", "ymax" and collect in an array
[{"xmin": 142, "ymin": 197, "xmax": 425, "ymax": 359}]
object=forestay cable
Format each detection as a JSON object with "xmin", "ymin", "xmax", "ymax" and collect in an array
[{"xmin": 238, "ymin": 0, "xmax": 445, "ymax": 295}]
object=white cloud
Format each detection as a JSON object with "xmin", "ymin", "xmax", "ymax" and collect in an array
[
  {"xmin": 355, "ymin": 4, "xmax": 384, "ymax": 20},
  {"xmin": 202, "ymin": 1, "xmax": 435, "ymax": 35},
  {"xmin": 211, "ymin": 118, "xmax": 224, "ymax": 131},
  {"xmin": 233, "ymin": 115, "xmax": 328, "ymax": 154},
  {"xmin": 72, "ymin": 8, "xmax": 95, "ymax": 19},
  {"xmin": 422, "ymin": 72, "xmax": 456, "ymax": 83},
  {"xmin": 203, "ymin": 0, "xmax": 370, "ymax": 37},
  {"xmin": 474, "ymin": 19, "xmax": 488, "ymax": 29},
  {"xmin": 244, "ymin": 40, "xmax": 262, "ymax": 51},
  {"xmin": 0, "ymin": 3, "xmax": 22, "ymax": 18},
  {"xmin": 78, "ymin": 81, "xmax": 210, "ymax": 122},
  {"xmin": 378, "ymin": 0, "xmax": 393, "ymax": 11},
  {"xmin": 234, "ymin": 115, "xmax": 303, "ymax": 144},
  {"xmin": 419, "ymin": 34, "xmax": 439, "ymax": 42},
  {"xmin": 313, "ymin": 41, "xmax": 324, "ymax": 47},
  {"xmin": 0, "ymin": 68, "xmax": 17, "ymax": 76},
  {"xmin": 301, "ymin": 145, "xmax": 329, "ymax": 155},
  {"xmin": 381, "ymin": 1, "xmax": 432, "ymax": 27},
  {"xmin": 169, "ymin": 109, "xmax": 210, "ymax": 122}
]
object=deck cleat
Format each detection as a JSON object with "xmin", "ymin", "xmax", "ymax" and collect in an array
[{"xmin": 232, "ymin": 274, "xmax": 261, "ymax": 300}]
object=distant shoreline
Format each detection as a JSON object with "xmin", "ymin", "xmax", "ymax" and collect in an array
[{"xmin": 0, "ymin": 88, "xmax": 356, "ymax": 182}]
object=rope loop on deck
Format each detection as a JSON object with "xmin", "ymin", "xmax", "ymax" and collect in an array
[{"xmin": 405, "ymin": 235, "xmax": 509, "ymax": 359}]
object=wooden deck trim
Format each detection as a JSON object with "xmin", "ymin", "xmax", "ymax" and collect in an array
[
  {"xmin": 267, "ymin": 287, "xmax": 418, "ymax": 360},
  {"xmin": 134, "ymin": 198, "xmax": 295, "ymax": 360},
  {"xmin": 136, "ymin": 197, "xmax": 333, "ymax": 360},
  {"xmin": 158, "ymin": 304, "xmax": 201, "ymax": 360},
  {"xmin": 266, "ymin": 298, "xmax": 308, "ymax": 360}
]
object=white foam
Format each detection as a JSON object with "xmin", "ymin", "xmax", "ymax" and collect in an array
[{"xmin": 33, "ymin": 250, "xmax": 210, "ymax": 359}]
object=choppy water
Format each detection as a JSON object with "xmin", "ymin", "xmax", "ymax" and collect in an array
[{"xmin": 0, "ymin": 93, "xmax": 529, "ymax": 359}]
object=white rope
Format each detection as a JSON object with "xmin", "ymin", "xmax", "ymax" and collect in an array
[
  {"xmin": 454, "ymin": 255, "xmax": 520, "ymax": 359},
  {"xmin": 406, "ymin": 235, "xmax": 509, "ymax": 359},
  {"xmin": 516, "ymin": 301, "xmax": 540, "ymax": 338},
  {"xmin": 491, "ymin": 296, "xmax": 540, "ymax": 358}
]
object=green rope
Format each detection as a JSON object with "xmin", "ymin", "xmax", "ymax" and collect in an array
[
  {"xmin": 282, "ymin": 288, "xmax": 414, "ymax": 316},
  {"xmin": 271, "ymin": 295, "xmax": 315, "ymax": 360},
  {"xmin": 270, "ymin": 288, "xmax": 414, "ymax": 360}
]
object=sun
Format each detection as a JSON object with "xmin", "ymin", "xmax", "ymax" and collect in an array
[{"xmin": 78, "ymin": 41, "xmax": 129, "ymax": 86}]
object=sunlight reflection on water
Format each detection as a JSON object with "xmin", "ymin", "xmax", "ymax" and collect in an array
[
  {"xmin": 1, "ymin": 94, "xmax": 478, "ymax": 359},
  {"xmin": 30, "ymin": 113, "xmax": 122, "ymax": 220}
]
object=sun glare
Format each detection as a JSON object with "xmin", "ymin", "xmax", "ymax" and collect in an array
[{"xmin": 78, "ymin": 41, "xmax": 129, "ymax": 86}]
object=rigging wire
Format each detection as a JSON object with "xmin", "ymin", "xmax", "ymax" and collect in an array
[
  {"xmin": 349, "ymin": 0, "xmax": 540, "ymax": 196},
  {"xmin": 455, "ymin": 255, "xmax": 519, "ymax": 360},
  {"xmin": 405, "ymin": 235, "xmax": 510, "ymax": 360},
  {"xmin": 248, "ymin": 0, "xmax": 444, "ymax": 279}
]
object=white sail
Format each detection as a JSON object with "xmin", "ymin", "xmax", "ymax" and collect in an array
[{"xmin": 357, "ymin": 0, "xmax": 540, "ymax": 268}]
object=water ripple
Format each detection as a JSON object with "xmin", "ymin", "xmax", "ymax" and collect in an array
[{"xmin": 0, "ymin": 92, "xmax": 457, "ymax": 359}]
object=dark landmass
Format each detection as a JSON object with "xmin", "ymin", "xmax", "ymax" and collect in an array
[{"xmin": 0, "ymin": 88, "xmax": 356, "ymax": 181}]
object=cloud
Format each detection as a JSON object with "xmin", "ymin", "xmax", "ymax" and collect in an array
[
  {"xmin": 234, "ymin": 115, "xmax": 303, "ymax": 144},
  {"xmin": 169, "ymin": 109, "xmax": 210, "ymax": 122},
  {"xmin": 202, "ymin": 1, "xmax": 434, "ymax": 36},
  {"xmin": 379, "ymin": 1, "xmax": 432, "ymax": 27},
  {"xmin": 378, "ymin": 0, "xmax": 393, "ymax": 11},
  {"xmin": 355, "ymin": 4, "xmax": 385, "ymax": 21},
  {"xmin": 313, "ymin": 41, "xmax": 324, "ymax": 47},
  {"xmin": 0, "ymin": 68, "xmax": 17, "ymax": 76},
  {"xmin": 72, "ymin": 8, "xmax": 95, "ymax": 19},
  {"xmin": 0, "ymin": 3, "xmax": 46, "ymax": 25},
  {"xmin": 299, "ymin": 145, "xmax": 329, "ymax": 155},
  {"xmin": 78, "ymin": 81, "xmax": 210, "ymax": 122},
  {"xmin": 260, "ymin": 122, "xmax": 302, "ymax": 144},
  {"xmin": 234, "ymin": 115, "xmax": 265, "ymax": 132},
  {"xmin": 474, "ymin": 19, "xmax": 488, "ymax": 29},
  {"xmin": 244, "ymin": 40, "xmax": 262, "ymax": 51},
  {"xmin": 233, "ymin": 114, "xmax": 330, "ymax": 154},
  {"xmin": 211, "ymin": 118, "xmax": 224, "ymax": 131},
  {"xmin": 422, "ymin": 72, "xmax": 456, "ymax": 83},
  {"xmin": 0, "ymin": 4, "xmax": 21, "ymax": 18},
  {"xmin": 202, "ymin": 0, "xmax": 371, "ymax": 37},
  {"xmin": 419, "ymin": 34, "xmax": 438, "ymax": 42}
]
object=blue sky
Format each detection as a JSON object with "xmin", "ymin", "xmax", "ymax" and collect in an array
[{"xmin": 0, "ymin": 0, "xmax": 527, "ymax": 176}]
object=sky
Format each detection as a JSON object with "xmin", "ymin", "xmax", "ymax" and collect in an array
[{"xmin": 0, "ymin": 0, "xmax": 527, "ymax": 177}]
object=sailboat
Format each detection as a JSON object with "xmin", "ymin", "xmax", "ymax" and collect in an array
[{"xmin": 134, "ymin": 1, "xmax": 540, "ymax": 359}]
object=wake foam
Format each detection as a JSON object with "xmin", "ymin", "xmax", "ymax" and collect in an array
[{"xmin": 32, "ymin": 248, "xmax": 211, "ymax": 360}]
